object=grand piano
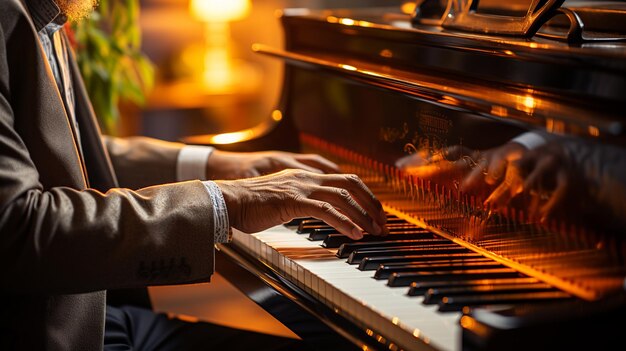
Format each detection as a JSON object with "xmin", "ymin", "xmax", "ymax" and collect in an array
[{"xmin": 184, "ymin": 1, "xmax": 626, "ymax": 350}]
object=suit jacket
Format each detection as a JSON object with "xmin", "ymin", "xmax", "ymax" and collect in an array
[{"xmin": 0, "ymin": 0, "xmax": 216, "ymax": 349}]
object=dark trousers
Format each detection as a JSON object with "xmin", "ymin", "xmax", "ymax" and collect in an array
[{"xmin": 104, "ymin": 305, "xmax": 312, "ymax": 351}]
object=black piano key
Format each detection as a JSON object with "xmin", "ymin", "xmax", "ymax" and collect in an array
[
  {"xmin": 298, "ymin": 217, "xmax": 414, "ymax": 234},
  {"xmin": 437, "ymin": 291, "xmax": 572, "ymax": 312},
  {"xmin": 297, "ymin": 223, "xmax": 327, "ymax": 234},
  {"xmin": 388, "ymin": 268, "xmax": 521, "ymax": 287},
  {"xmin": 381, "ymin": 257, "xmax": 493, "ymax": 268},
  {"xmin": 307, "ymin": 228, "xmax": 338, "ymax": 240},
  {"xmin": 335, "ymin": 238, "xmax": 451, "ymax": 257},
  {"xmin": 407, "ymin": 277, "xmax": 540, "ymax": 296},
  {"xmin": 348, "ymin": 245, "xmax": 468, "ymax": 264},
  {"xmin": 285, "ymin": 217, "xmax": 313, "ymax": 227},
  {"xmin": 310, "ymin": 227, "xmax": 429, "ymax": 241},
  {"xmin": 359, "ymin": 253, "xmax": 484, "ymax": 270},
  {"xmin": 422, "ymin": 282, "xmax": 556, "ymax": 305},
  {"xmin": 374, "ymin": 261, "xmax": 504, "ymax": 279},
  {"xmin": 324, "ymin": 231, "xmax": 436, "ymax": 249}
]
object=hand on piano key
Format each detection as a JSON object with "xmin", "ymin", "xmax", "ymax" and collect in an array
[
  {"xmin": 205, "ymin": 149, "xmax": 341, "ymax": 179},
  {"xmin": 215, "ymin": 169, "xmax": 389, "ymax": 239}
]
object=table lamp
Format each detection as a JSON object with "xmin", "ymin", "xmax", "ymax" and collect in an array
[{"xmin": 189, "ymin": 0, "xmax": 257, "ymax": 93}]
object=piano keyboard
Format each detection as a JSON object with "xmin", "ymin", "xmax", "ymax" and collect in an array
[{"xmin": 229, "ymin": 214, "xmax": 572, "ymax": 351}]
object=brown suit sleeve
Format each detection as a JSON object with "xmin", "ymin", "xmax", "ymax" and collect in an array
[
  {"xmin": 102, "ymin": 135, "xmax": 186, "ymax": 189},
  {"xmin": 0, "ymin": 26, "xmax": 215, "ymax": 295},
  {"xmin": 0, "ymin": 181, "xmax": 216, "ymax": 294}
]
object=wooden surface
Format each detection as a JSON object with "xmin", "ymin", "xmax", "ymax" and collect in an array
[{"xmin": 149, "ymin": 272, "xmax": 299, "ymax": 339}]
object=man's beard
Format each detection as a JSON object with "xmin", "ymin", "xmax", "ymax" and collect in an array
[{"xmin": 55, "ymin": 0, "xmax": 98, "ymax": 21}]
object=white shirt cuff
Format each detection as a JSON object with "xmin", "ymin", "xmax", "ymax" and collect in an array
[
  {"xmin": 511, "ymin": 132, "xmax": 547, "ymax": 150},
  {"xmin": 176, "ymin": 145, "xmax": 215, "ymax": 181},
  {"xmin": 202, "ymin": 181, "xmax": 232, "ymax": 244}
]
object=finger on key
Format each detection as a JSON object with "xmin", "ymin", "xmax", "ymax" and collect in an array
[
  {"xmin": 311, "ymin": 186, "xmax": 383, "ymax": 236},
  {"xmin": 320, "ymin": 174, "xmax": 386, "ymax": 224},
  {"xmin": 298, "ymin": 199, "xmax": 364, "ymax": 240}
]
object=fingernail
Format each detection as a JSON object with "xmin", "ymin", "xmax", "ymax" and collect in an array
[{"xmin": 352, "ymin": 228, "xmax": 363, "ymax": 239}]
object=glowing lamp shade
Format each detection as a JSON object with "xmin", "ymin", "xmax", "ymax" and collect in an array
[
  {"xmin": 190, "ymin": 0, "xmax": 251, "ymax": 22},
  {"xmin": 187, "ymin": 0, "xmax": 259, "ymax": 94}
]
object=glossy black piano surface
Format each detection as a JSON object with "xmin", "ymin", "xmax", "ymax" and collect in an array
[{"xmin": 190, "ymin": 1, "xmax": 626, "ymax": 350}]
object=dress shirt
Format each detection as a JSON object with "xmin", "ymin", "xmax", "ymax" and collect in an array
[
  {"xmin": 36, "ymin": 11, "xmax": 231, "ymax": 243},
  {"xmin": 511, "ymin": 131, "xmax": 548, "ymax": 150},
  {"xmin": 177, "ymin": 146, "xmax": 232, "ymax": 243}
]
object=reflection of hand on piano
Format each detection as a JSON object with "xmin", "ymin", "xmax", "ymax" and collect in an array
[
  {"xmin": 397, "ymin": 133, "xmax": 626, "ymax": 227},
  {"xmin": 395, "ymin": 142, "xmax": 526, "ymax": 198},
  {"xmin": 393, "ymin": 137, "xmax": 570, "ymax": 221},
  {"xmin": 206, "ymin": 149, "xmax": 340, "ymax": 180},
  {"xmin": 484, "ymin": 141, "xmax": 572, "ymax": 222},
  {"xmin": 215, "ymin": 169, "xmax": 389, "ymax": 239},
  {"xmin": 487, "ymin": 136, "xmax": 626, "ymax": 225}
]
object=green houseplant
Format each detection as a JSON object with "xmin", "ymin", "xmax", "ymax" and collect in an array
[{"xmin": 71, "ymin": 0, "xmax": 154, "ymax": 135}]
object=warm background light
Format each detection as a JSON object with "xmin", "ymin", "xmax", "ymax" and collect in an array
[
  {"xmin": 190, "ymin": 0, "xmax": 251, "ymax": 22},
  {"xmin": 401, "ymin": 1, "xmax": 416, "ymax": 15},
  {"xmin": 186, "ymin": 0, "xmax": 260, "ymax": 94}
]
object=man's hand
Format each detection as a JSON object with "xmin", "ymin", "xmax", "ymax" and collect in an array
[
  {"xmin": 206, "ymin": 150, "xmax": 340, "ymax": 180},
  {"xmin": 216, "ymin": 169, "xmax": 388, "ymax": 239}
]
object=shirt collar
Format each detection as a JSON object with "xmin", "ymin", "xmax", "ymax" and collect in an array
[{"xmin": 25, "ymin": 0, "xmax": 64, "ymax": 32}]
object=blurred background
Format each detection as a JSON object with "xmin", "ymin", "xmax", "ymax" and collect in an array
[{"xmin": 115, "ymin": 0, "xmax": 407, "ymax": 142}]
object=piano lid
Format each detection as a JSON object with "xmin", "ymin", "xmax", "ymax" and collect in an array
[{"xmin": 267, "ymin": 1, "xmax": 626, "ymax": 142}]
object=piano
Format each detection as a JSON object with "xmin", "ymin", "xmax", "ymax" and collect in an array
[{"xmin": 185, "ymin": 1, "xmax": 626, "ymax": 350}]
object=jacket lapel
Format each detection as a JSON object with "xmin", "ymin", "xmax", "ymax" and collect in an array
[
  {"xmin": 18, "ymin": 0, "xmax": 118, "ymax": 191},
  {"xmin": 14, "ymin": 1, "xmax": 89, "ymax": 189},
  {"xmin": 65, "ymin": 33, "xmax": 120, "ymax": 191}
]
